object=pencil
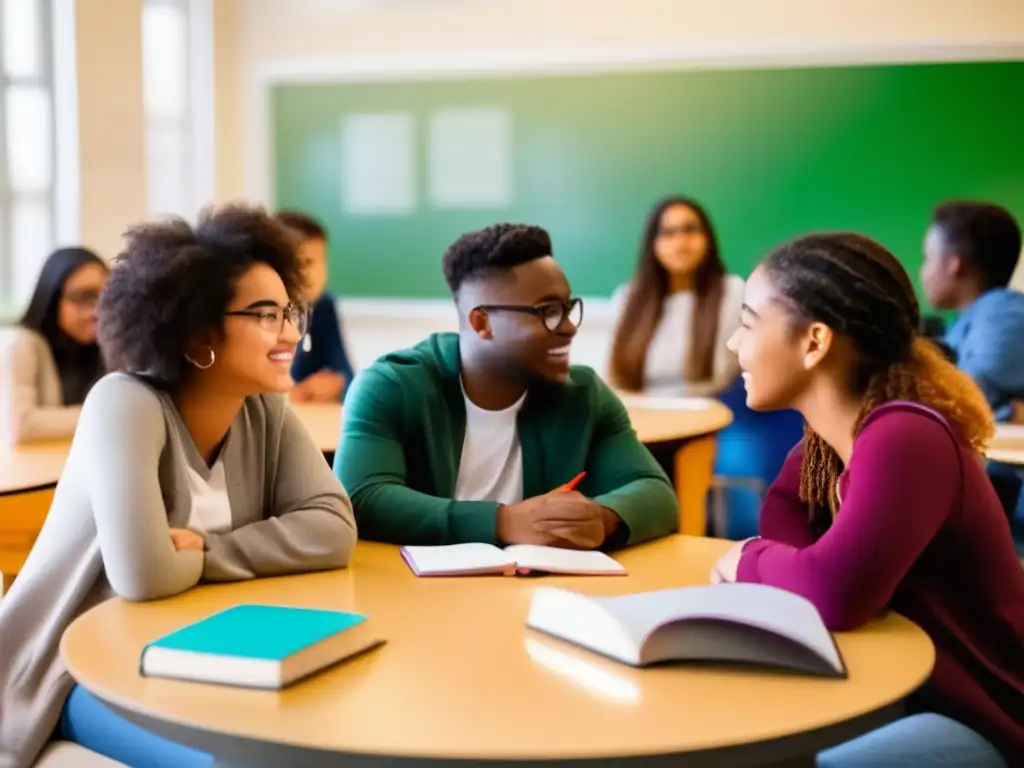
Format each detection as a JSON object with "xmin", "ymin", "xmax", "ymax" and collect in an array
[{"xmin": 562, "ymin": 471, "xmax": 586, "ymax": 491}]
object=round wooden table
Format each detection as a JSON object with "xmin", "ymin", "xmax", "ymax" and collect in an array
[
  {"xmin": 0, "ymin": 442, "xmax": 69, "ymax": 593},
  {"xmin": 291, "ymin": 397, "xmax": 734, "ymax": 537},
  {"xmin": 62, "ymin": 536, "xmax": 934, "ymax": 767},
  {"xmin": 987, "ymin": 424, "xmax": 1024, "ymax": 466}
]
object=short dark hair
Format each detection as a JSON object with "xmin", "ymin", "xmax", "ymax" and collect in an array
[
  {"xmin": 98, "ymin": 204, "xmax": 303, "ymax": 388},
  {"xmin": 932, "ymin": 201, "xmax": 1021, "ymax": 289},
  {"xmin": 275, "ymin": 210, "xmax": 328, "ymax": 242},
  {"xmin": 442, "ymin": 223, "xmax": 552, "ymax": 294}
]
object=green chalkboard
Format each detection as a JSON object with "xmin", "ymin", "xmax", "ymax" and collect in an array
[{"xmin": 272, "ymin": 60, "xmax": 1024, "ymax": 299}]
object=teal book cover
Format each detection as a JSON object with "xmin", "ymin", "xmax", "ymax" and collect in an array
[{"xmin": 142, "ymin": 604, "xmax": 367, "ymax": 662}]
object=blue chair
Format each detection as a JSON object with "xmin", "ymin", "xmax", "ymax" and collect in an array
[{"xmin": 709, "ymin": 377, "xmax": 804, "ymax": 539}]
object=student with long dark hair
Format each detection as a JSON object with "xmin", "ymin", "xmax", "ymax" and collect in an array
[
  {"xmin": 1, "ymin": 247, "xmax": 109, "ymax": 444},
  {"xmin": 608, "ymin": 197, "xmax": 744, "ymax": 396},
  {"xmin": 712, "ymin": 232, "xmax": 1023, "ymax": 765}
]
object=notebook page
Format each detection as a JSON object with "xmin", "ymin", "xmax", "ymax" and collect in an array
[
  {"xmin": 402, "ymin": 543, "xmax": 512, "ymax": 574},
  {"xmin": 593, "ymin": 584, "xmax": 842, "ymax": 672},
  {"xmin": 504, "ymin": 545, "xmax": 626, "ymax": 574}
]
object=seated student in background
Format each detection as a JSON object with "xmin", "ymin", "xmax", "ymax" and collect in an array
[
  {"xmin": 274, "ymin": 210, "xmax": 354, "ymax": 402},
  {"xmin": 0, "ymin": 205, "xmax": 357, "ymax": 768},
  {"xmin": 0, "ymin": 247, "xmax": 108, "ymax": 444},
  {"xmin": 921, "ymin": 200, "xmax": 1024, "ymax": 519},
  {"xmin": 711, "ymin": 232, "xmax": 1023, "ymax": 766},
  {"xmin": 608, "ymin": 196, "xmax": 744, "ymax": 397},
  {"xmin": 336, "ymin": 223, "xmax": 677, "ymax": 550}
]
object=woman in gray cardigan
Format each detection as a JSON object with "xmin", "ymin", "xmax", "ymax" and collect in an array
[{"xmin": 0, "ymin": 205, "xmax": 358, "ymax": 768}]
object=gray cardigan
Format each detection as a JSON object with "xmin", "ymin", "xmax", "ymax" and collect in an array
[{"xmin": 0, "ymin": 373, "xmax": 357, "ymax": 767}]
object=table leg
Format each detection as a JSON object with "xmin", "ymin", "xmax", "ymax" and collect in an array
[{"xmin": 674, "ymin": 434, "xmax": 718, "ymax": 536}]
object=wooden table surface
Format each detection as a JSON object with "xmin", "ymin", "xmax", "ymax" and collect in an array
[
  {"xmin": 988, "ymin": 424, "xmax": 1024, "ymax": 466},
  {"xmin": 0, "ymin": 442, "xmax": 70, "ymax": 495},
  {"xmin": 62, "ymin": 536, "xmax": 934, "ymax": 765}
]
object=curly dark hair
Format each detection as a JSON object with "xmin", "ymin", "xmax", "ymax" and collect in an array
[
  {"xmin": 762, "ymin": 232, "xmax": 994, "ymax": 528},
  {"xmin": 441, "ymin": 223, "xmax": 553, "ymax": 295},
  {"xmin": 97, "ymin": 204, "xmax": 304, "ymax": 388},
  {"xmin": 932, "ymin": 201, "xmax": 1021, "ymax": 289},
  {"xmin": 274, "ymin": 210, "xmax": 328, "ymax": 242}
]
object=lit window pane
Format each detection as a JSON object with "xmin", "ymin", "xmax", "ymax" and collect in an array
[
  {"xmin": 6, "ymin": 86, "xmax": 52, "ymax": 192},
  {"xmin": 142, "ymin": 3, "xmax": 187, "ymax": 120},
  {"xmin": 11, "ymin": 197, "xmax": 53, "ymax": 308},
  {"xmin": 145, "ymin": 123, "xmax": 189, "ymax": 216},
  {"xmin": 3, "ymin": 0, "xmax": 40, "ymax": 78}
]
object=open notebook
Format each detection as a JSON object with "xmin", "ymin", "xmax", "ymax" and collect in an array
[
  {"xmin": 400, "ymin": 543, "xmax": 627, "ymax": 577},
  {"xmin": 526, "ymin": 583, "xmax": 845, "ymax": 677}
]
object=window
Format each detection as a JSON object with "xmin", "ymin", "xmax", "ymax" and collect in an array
[
  {"xmin": 142, "ymin": 0, "xmax": 213, "ymax": 220},
  {"xmin": 0, "ymin": 0, "xmax": 55, "ymax": 311}
]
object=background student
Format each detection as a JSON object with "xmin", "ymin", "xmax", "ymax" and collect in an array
[
  {"xmin": 0, "ymin": 205, "xmax": 357, "ymax": 768},
  {"xmin": 920, "ymin": 200, "xmax": 1024, "ymax": 519},
  {"xmin": 274, "ymin": 210, "xmax": 355, "ymax": 402},
  {"xmin": 607, "ymin": 196, "xmax": 744, "ymax": 397},
  {"xmin": 336, "ymin": 223, "xmax": 678, "ymax": 550},
  {"xmin": 712, "ymin": 232, "xmax": 1023, "ymax": 765},
  {"xmin": 0, "ymin": 247, "xmax": 108, "ymax": 444}
]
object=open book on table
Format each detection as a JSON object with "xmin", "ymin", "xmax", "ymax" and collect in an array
[
  {"xmin": 400, "ymin": 543, "xmax": 627, "ymax": 577},
  {"xmin": 526, "ymin": 583, "xmax": 845, "ymax": 677}
]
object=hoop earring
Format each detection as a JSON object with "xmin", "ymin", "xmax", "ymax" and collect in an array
[{"xmin": 185, "ymin": 348, "xmax": 215, "ymax": 370}]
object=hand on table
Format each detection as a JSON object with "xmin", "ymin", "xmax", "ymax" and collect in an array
[
  {"xmin": 169, "ymin": 528, "xmax": 205, "ymax": 552},
  {"xmin": 290, "ymin": 370, "xmax": 345, "ymax": 403},
  {"xmin": 709, "ymin": 538, "xmax": 756, "ymax": 584},
  {"xmin": 497, "ymin": 491, "xmax": 618, "ymax": 549}
]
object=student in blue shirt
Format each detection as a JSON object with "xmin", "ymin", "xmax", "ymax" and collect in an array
[
  {"xmin": 921, "ymin": 200, "xmax": 1024, "ymax": 518},
  {"xmin": 275, "ymin": 211, "xmax": 355, "ymax": 402}
]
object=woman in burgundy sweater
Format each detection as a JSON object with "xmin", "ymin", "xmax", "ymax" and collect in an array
[{"xmin": 712, "ymin": 232, "xmax": 1023, "ymax": 765}]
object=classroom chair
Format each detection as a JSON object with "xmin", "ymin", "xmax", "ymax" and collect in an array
[{"xmin": 709, "ymin": 376, "xmax": 804, "ymax": 539}]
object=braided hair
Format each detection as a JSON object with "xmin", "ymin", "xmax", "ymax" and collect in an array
[{"xmin": 762, "ymin": 233, "xmax": 994, "ymax": 530}]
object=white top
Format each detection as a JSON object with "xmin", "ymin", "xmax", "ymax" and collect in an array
[
  {"xmin": 610, "ymin": 274, "xmax": 745, "ymax": 397},
  {"xmin": 453, "ymin": 385, "xmax": 526, "ymax": 505},
  {"xmin": 185, "ymin": 458, "xmax": 233, "ymax": 534}
]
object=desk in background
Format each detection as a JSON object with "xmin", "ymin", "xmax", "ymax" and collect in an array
[
  {"xmin": 987, "ymin": 424, "xmax": 1024, "ymax": 467},
  {"xmin": 62, "ymin": 535, "xmax": 934, "ymax": 767},
  {"xmin": 0, "ymin": 443, "xmax": 67, "ymax": 594}
]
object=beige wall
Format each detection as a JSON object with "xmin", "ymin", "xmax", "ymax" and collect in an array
[{"xmin": 75, "ymin": 0, "xmax": 146, "ymax": 260}]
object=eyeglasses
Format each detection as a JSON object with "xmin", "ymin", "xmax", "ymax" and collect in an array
[
  {"xmin": 657, "ymin": 223, "xmax": 704, "ymax": 238},
  {"xmin": 223, "ymin": 301, "xmax": 309, "ymax": 337},
  {"xmin": 62, "ymin": 290, "xmax": 101, "ymax": 308},
  {"xmin": 474, "ymin": 297, "xmax": 584, "ymax": 333}
]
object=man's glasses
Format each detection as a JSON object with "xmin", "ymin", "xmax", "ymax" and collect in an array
[
  {"xmin": 474, "ymin": 297, "xmax": 584, "ymax": 333},
  {"xmin": 224, "ymin": 301, "xmax": 309, "ymax": 337}
]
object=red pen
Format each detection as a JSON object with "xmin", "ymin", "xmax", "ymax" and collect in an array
[{"xmin": 561, "ymin": 471, "xmax": 586, "ymax": 492}]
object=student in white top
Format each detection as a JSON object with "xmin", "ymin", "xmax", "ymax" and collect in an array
[
  {"xmin": 0, "ymin": 247, "xmax": 109, "ymax": 444},
  {"xmin": 0, "ymin": 205, "xmax": 357, "ymax": 768},
  {"xmin": 608, "ymin": 197, "xmax": 744, "ymax": 397}
]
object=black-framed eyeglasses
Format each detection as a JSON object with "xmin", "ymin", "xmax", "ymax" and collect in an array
[
  {"xmin": 224, "ymin": 301, "xmax": 309, "ymax": 337},
  {"xmin": 474, "ymin": 297, "xmax": 584, "ymax": 333},
  {"xmin": 62, "ymin": 289, "xmax": 101, "ymax": 308}
]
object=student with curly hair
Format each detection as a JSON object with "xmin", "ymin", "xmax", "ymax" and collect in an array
[
  {"xmin": 1, "ymin": 247, "xmax": 108, "ymax": 444},
  {"xmin": 711, "ymin": 232, "xmax": 1023, "ymax": 765},
  {"xmin": 336, "ymin": 223, "xmax": 677, "ymax": 550},
  {"xmin": 0, "ymin": 205, "xmax": 357, "ymax": 768}
]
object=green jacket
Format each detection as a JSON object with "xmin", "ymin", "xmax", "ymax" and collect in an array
[{"xmin": 334, "ymin": 333, "xmax": 678, "ymax": 547}]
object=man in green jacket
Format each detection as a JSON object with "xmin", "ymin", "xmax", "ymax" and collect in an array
[{"xmin": 334, "ymin": 223, "xmax": 678, "ymax": 549}]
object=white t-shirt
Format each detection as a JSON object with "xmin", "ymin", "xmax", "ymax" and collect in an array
[
  {"xmin": 185, "ymin": 458, "xmax": 233, "ymax": 534},
  {"xmin": 609, "ymin": 273, "xmax": 745, "ymax": 397},
  {"xmin": 452, "ymin": 385, "xmax": 526, "ymax": 505}
]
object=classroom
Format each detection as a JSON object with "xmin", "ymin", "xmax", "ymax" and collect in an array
[{"xmin": 0, "ymin": 1, "xmax": 1023, "ymax": 766}]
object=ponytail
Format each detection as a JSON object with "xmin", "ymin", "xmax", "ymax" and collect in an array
[{"xmin": 798, "ymin": 336, "xmax": 994, "ymax": 530}]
